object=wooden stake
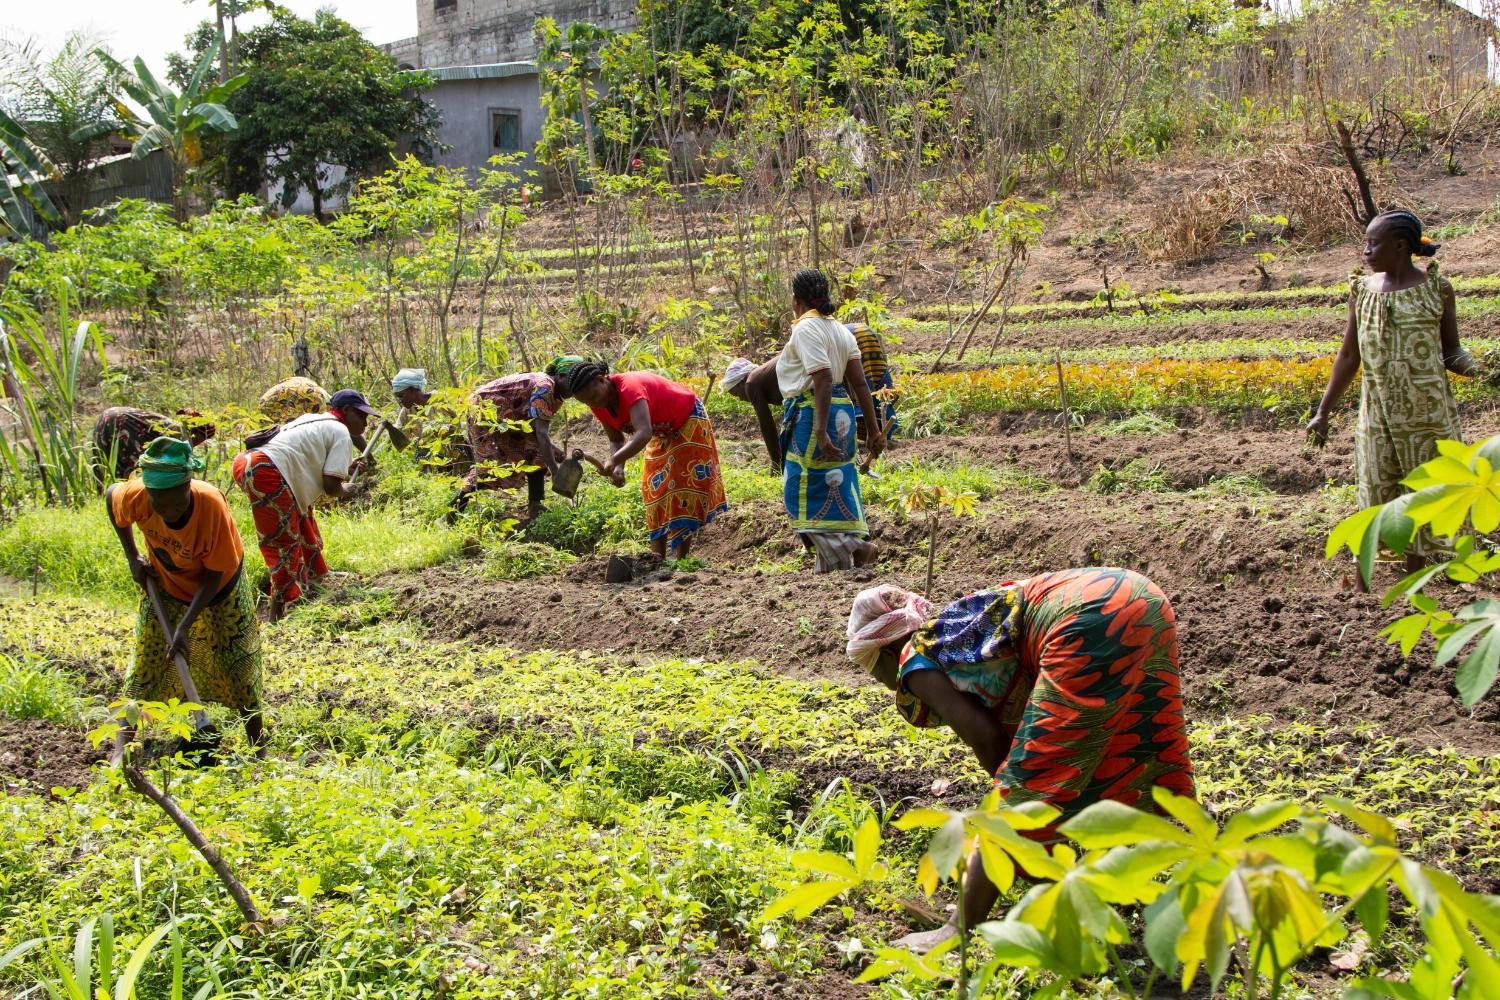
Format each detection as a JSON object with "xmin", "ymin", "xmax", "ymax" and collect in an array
[
  {"xmin": 123, "ymin": 763, "xmax": 261, "ymax": 926},
  {"xmin": 1055, "ymin": 348, "xmax": 1073, "ymax": 460},
  {"xmin": 925, "ymin": 515, "xmax": 937, "ymax": 597}
]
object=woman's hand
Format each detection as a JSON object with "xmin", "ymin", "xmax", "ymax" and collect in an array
[
  {"xmin": 165, "ymin": 627, "xmax": 189, "ymax": 660},
  {"xmin": 130, "ymin": 557, "xmax": 156, "ymax": 589},
  {"xmin": 817, "ymin": 433, "xmax": 846, "ymax": 461},
  {"xmin": 603, "ymin": 459, "xmax": 627, "ymax": 487},
  {"xmin": 866, "ymin": 428, "xmax": 886, "ymax": 462},
  {"xmin": 1305, "ymin": 411, "xmax": 1330, "ymax": 447}
]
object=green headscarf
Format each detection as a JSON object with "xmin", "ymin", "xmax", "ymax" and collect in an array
[
  {"xmin": 138, "ymin": 437, "xmax": 204, "ymax": 490},
  {"xmin": 545, "ymin": 355, "xmax": 608, "ymax": 397}
]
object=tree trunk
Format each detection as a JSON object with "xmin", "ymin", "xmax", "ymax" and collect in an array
[
  {"xmin": 215, "ymin": 1, "xmax": 229, "ymax": 83},
  {"xmin": 311, "ymin": 184, "xmax": 325, "ymax": 225}
]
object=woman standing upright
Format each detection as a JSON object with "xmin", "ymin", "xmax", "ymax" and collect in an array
[
  {"xmin": 556, "ymin": 357, "xmax": 727, "ymax": 560},
  {"xmin": 1308, "ymin": 211, "xmax": 1476, "ymax": 571},
  {"xmin": 777, "ymin": 269, "xmax": 885, "ymax": 571}
]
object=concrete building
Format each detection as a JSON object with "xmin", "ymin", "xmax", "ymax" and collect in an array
[{"xmin": 382, "ymin": 0, "xmax": 636, "ymax": 181}]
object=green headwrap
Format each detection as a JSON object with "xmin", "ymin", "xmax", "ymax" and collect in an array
[
  {"xmin": 546, "ymin": 355, "xmax": 587, "ymax": 379},
  {"xmin": 138, "ymin": 437, "xmax": 204, "ymax": 490},
  {"xmin": 545, "ymin": 355, "xmax": 608, "ymax": 397}
]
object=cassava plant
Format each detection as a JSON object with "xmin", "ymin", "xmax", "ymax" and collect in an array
[
  {"xmin": 763, "ymin": 788, "xmax": 1500, "ymax": 999},
  {"xmin": 931, "ymin": 198, "xmax": 1046, "ymax": 371},
  {"xmin": 1326, "ymin": 435, "xmax": 1500, "ymax": 706},
  {"xmin": 895, "ymin": 482, "xmax": 978, "ymax": 596}
]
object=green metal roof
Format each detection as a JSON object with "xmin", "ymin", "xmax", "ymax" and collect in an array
[{"xmin": 424, "ymin": 62, "xmax": 537, "ymax": 82}]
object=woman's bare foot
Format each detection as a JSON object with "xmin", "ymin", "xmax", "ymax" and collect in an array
[
  {"xmin": 853, "ymin": 541, "xmax": 878, "ymax": 567},
  {"xmin": 894, "ymin": 923, "xmax": 959, "ymax": 954}
]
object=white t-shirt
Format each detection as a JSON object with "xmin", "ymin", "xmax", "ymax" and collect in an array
[
  {"xmin": 258, "ymin": 413, "xmax": 354, "ymax": 512},
  {"xmin": 776, "ymin": 312, "xmax": 862, "ymax": 398}
]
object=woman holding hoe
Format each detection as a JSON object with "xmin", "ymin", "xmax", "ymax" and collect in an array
[
  {"xmin": 777, "ymin": 268, "xmax": 885, "ymax": 571},
  {"xmin": 106, "ymin": 438, "xmax": 263, "ymax": 763},
  {"xmin": 846, "ymin": 567, "xmax": 1195, "ymax": 950},
  {"xmin": 233, "ymin": 389, "xmax": 374, "ymax": 620},
  {"xmin": 1308, "ymin": 210, "xmax": 1478, "ymax": 573},
  {"xmin": 452, "ymin": 370, "xmax": 568, "ymax": 521},
  {"xmin": 552, "ymin": 356, "xmax": 728, "ymax": 560}
]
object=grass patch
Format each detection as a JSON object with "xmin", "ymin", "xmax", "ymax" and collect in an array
[
  {"xmin": 1193, "ymin": 473, "xmax": 1273, "ymax": 499},
  {"xmin": 482, "ymin": 540, "xmax": 578, "ymax": 580},
  {"xmin": 1100, "ymin": 412, "xmax": 1178, "ymax": 436},
  {"xmin": 722, "ymin": 463, "xmax": 783, "ymax": 505},
  {"xmin": 0, "ymin": 650, "xmax": 83, "ymax": 724},
  {"xmin": 0, "ymin": 505, "xmax": 133, "ymax": 605},
  {"xmin": 863, "ymin": 457, "xmax": 1048, "ymax": 511},
  {"xmin": 0, "ymin": 485, "xmax": 469, "ymax": 607}
]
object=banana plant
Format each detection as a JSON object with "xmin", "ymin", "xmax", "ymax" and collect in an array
[
  {"xmin": 0, "ymin": 107, "xmax": 59, "ymax": 235},
  {"xmin": 84, "ymin": 39, "xmax": 246, "ymax": 220}
]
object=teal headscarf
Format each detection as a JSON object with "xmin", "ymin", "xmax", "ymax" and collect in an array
[
  {"xmin": 545, "ymin": 355, "xmax": 608, "ymax": 397},
  {"xmin": 138, "ymin": 437, "xmax": 203, "ymax": 490}
]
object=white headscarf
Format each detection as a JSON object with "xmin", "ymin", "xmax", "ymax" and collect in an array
[
  {"xmin": 721, "ymin": 358, "xmax": 756, "ymax": 392},
  {"xmin": 846, "ymin": 585, "xmax": 935, "ymax": 672},
  {"xmin": 391, "ymin": 368, "xmax": 427, "ymax": 393}
]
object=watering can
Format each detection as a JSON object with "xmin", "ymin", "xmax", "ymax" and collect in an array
[{"xmin": 553, "ymin": 448, "xmax": 608, "ymax": 499}]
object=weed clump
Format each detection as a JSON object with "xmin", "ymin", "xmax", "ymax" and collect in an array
[
  {"xmin": 1087, "ymin": 459, "xmax": 1172, "ymax": 494},
  {"xmin": 0, "ymin": 651, "xmax": 83, "ymax": 724},
  {"xmin": 1100, "ymin": 412, "xmax": 1178, "ymax": 436}
]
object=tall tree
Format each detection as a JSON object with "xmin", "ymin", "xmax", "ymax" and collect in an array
[
  {"xmin": 88, "ymin": 41, "xmax": 245, "ymax": 222},
  {"xmin": 224, "ymin": 10, "xmax": 439, "ymax": 222},
  {"xmin": 0, "ymin": 33, "xmax": 122, "ymax": 227}
]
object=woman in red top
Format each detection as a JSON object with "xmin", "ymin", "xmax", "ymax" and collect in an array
[{"xmin": 549, "ymin": 357, "xmax": 728, "ymax": 559}]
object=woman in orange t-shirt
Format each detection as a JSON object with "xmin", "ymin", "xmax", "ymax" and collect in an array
[
  {"xmin": 548, "ymin": 357, "xmax": 728, "ymax": 560},
  {"xmin": 106, "ymin": 437, "xmax": 264, "ymax": 762}
]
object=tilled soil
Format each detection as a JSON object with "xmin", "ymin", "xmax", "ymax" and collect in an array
[
  {"xmin": 392, "ymin": 471, "xmax": 1500, "ymax": 754},
  {"xmin": 0, "ymin": 717, "xmax": 105, "ymax": 795},
  {"xmin": 866, "ymin": 417, "xmax": 1359, "ymax": 494}
]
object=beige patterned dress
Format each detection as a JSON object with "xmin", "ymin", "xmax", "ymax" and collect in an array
[{"xmin": 1352, "ymin": 263, "xmax": 1462, "ymax": 554}]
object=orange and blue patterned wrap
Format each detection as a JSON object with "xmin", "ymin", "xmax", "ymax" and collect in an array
[
  {"xmin": 641, "ymin": 399, "xmax": 728, "ymax": 554},
  {"xmin": 898, "ymin": 567, "xmax": 1195, "ymax": 836}
]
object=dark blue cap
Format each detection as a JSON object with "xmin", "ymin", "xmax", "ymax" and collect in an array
[{"xmin": 328, "ymin": 388, "xmax": 377, "ymax": 415}]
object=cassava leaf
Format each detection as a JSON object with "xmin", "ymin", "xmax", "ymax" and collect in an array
[{"xmin": 1058, "ymin": 799, "xmax": 1193, "ymax": 849}]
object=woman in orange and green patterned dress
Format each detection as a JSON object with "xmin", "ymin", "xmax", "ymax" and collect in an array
[{"xmin": 845, "ymin": 567, "xmax": 1194, "ymax": 950}]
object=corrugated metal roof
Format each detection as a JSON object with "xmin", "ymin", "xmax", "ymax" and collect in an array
[{"xmin": 424, "ymin": 62, "xmax": 537, "ymax": 82}]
